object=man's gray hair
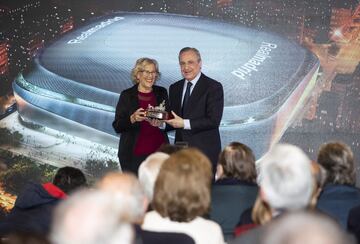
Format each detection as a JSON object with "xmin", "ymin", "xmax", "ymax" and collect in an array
[
  {"xmin": 259, "ymin": 144, "xmax": 314, "ymax": 210},
  {"xmin": 138, "ymin": 152, "xmax": 170, "ymax": 202},
  {"xmin": 51, "ymin": 189, "xmax": 133, "ymax": 244},
  {"xmin": 178, "ymin": 47, "xmax": 202, "ymax": 62}
]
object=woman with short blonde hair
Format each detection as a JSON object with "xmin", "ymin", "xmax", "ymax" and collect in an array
[{"xmin": 113, "ymin": 57, "xmax": 169, "ymax": 174}]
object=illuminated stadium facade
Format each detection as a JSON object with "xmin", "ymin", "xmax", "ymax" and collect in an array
[{"xmin": 13, "ymin": 12, "xmax": 320, "ymax": 158}]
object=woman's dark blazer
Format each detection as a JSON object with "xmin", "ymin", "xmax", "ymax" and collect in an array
[{"xmin": 112, "ymin": 84, "xmax": 169, "ymax": 167}]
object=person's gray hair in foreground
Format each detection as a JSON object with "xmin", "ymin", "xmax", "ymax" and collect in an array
[
  {"xmin": 97, "ymin": 172, "xmax": 148, "ymax": 224},
  {"xmin": 138, "ymin": 152, "xmax": 170, "ymax": 202},
  {"xmin": 263, "ymin": 211, "xmax": 356, "ymax": 244},
  {"xmin": 50, "ymin": 189, "xmax": 133, "ymax": 244},
  {"xmin": 258, "ymin": 144, "xmax": 314, "ymax": 210}
]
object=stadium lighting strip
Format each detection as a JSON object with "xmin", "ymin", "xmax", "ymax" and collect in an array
[{"xmin": 15, "ymin": 74, "xmax": 115, "ymax": 112}]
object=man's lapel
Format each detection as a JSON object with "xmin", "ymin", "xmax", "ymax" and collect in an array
[
  {"xmin": 184, "ymin": 73, "xmax": 206, "ymax": 116},
  {"xmin": 174, "ymin": 80, "xmax": 185, "ymax": 114}
]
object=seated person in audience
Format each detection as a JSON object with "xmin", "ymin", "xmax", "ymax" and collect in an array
[
  {"xmin": 209, "ymin": 142, "xmax": 258, "ymax": 240},
  {"xmin": 263, "ymin": 211, "xmax": 355, "ymax": 244},
  {"xmin": 97, "ymin": 171, "xmax": 195, "ymax": 244},
  {"xmin": 230, "ymin": 144, "xmax": 314, "ymax": 244},
  {"xmin": 316, "ymin": 141, "xmax": 360, "ymax": 228},
  {"xmin": 138, "ymin": 152, "xmax": 170, "ymax": 204},
  {"xmin": 235, "ymin": 155, "xmax": 327, "ymax": 237},
  {"xmin": 235, "ymin": 194, "xmax": 272, "ymax": 237},
  {"xmin": 0, "ymin": 166, "xmax": 87, "ymax": 236},
  {"xmin": 50, "ymin": 189, "xmax": 134, "ymax": 244},
  {"xmin": 142, "ymin": 148, "xmax": 225, "ymax": 244}
]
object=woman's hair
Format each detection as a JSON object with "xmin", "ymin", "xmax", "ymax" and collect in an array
[
  {"xmin": 309, "ymin": 161, "xmax": 327, "ymax": 209},
  {"xmin": 218, "ymin": 142, "xmax": 256, "ymax": 182},
  {"xmin": 251, "ymin": 195, "xmax": 272, "ymax": 225},
  {"xmin": 317, "ymin": 141, "xmax": 355, "ymax": 186},
  {"xmin": 152, "ymin": 148, "xmax": 212, "ymax": 222},
  {"xmin": 130, "ymin": 57, "xmax": 160, "ymax": 83}
]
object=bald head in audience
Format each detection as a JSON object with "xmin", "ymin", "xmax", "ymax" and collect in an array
[
  {"xmin": 97, "ymin": 172, "xmax": 148, "ymax": 224},
  {"xmin": 50, "ymin": 189, "xmax": 133, "ymax": 244}
]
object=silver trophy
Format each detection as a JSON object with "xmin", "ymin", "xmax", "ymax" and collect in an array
[{"xmin": 145, "ymin": 100, "xmax": 168, "ymax": 120}]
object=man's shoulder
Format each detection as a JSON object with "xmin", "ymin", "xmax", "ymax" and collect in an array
[
  {"xmin": 172, "ymin": 79, "xmax": 185, "ymax": 85},
  {"xmin": 200, "ymin": 74, "xmax": 222, "ymax": 87},
  {"xmin": 169, "ymin": 79, "xmax": 185, "ymax": 90}
]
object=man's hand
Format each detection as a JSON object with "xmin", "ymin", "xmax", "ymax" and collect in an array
[{"xmin": 165, "ymin": 111, "xmax": 184, "ymax": 128}]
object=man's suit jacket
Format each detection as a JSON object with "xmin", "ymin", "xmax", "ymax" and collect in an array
[
  {"xmin": 168, "ymin": 73, "xmax": 224, "ymax": 166},
  {"xmin": 112, "ymin": 85, "xmax": 169, "ymax": 169}
]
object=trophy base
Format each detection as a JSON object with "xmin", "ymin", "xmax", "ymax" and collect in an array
[{"xmin": 145, "ymin": 110, "xmax": 168, "ymax": 120}]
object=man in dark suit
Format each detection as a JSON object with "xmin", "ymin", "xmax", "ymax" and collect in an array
[{"xmin": 166, "ymin": 47, "xmax": 224, "ymax": 171}]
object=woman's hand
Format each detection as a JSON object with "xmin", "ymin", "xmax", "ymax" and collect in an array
[{"xmin": 130, "ymin": 108, "xmax": 146, "ymax": 123}]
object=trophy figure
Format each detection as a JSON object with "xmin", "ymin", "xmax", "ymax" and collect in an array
[{"xmin": 145, "ymin": 100, "xmax": 168, "ymax": 120}]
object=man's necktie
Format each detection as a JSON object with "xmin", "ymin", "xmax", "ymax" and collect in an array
[{"xmin": 181, "ymin": 82, "xmax": 192, "ymax": 116}]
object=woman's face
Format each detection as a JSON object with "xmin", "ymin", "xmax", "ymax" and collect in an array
[{"xmin": 136, "ymin": 63, "xmax": 157, "ymax": 92}]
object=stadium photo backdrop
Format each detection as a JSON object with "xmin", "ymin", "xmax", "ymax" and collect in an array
[{"xmin": 0, "ymin": 0, "xmax": 360, "ymax": 210}]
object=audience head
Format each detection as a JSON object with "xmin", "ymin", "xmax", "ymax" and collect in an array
[
  {"xmin": 216, "ymin": 142, "xmax": 256, "ymax": 182},
  {"xmin": 97, "ymin": 172, "xmax": 147, "ymax": 224},
  {"xmin": 138, "ymin": 152, "xmax": 170, "ymax": 202},
  {"xmin": 317, "ymin": 141, "xmax": 356, "ymax": 186},
  {"xmin": 131, "ymin": 57, "xmax": 160, "ymax": 83},
  {"xmin": 52, "ymin": 166, "xmax": 87, "ymax": 194},
  {"xmin": 251, "ymin": 195, "xmax": 272, "ymax": 225},
  {"xmin": 263, "ymin": 211, "xmax": 355, "ymax": 244},
  {"xmin": 157, "ymin": 144, "xmax": 184, "ymax": 155},
  {"xmin": 259, "ymin": 144, "xmax": 313, "ymax": 211},
  {"xmin": 50, "ymin": 189, "xmax": 133, "ymax": 244},
  {"xmin": 153, "ymin": 148, "xmax": 212, "ymax": 222}
]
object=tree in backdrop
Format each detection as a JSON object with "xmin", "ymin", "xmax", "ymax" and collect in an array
[
  {"xmin": 0, "ymin": 153, "xmax": 56, "ymax": 195},
  {"xmin": 84, "ymin": 159, "xmax": 119, "ymax": 179},
  {"xmin": 0, "ymin": 128, "xmax": 23, "ymax": 147}
]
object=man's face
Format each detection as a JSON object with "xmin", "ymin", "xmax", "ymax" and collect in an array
[{"xmin": 179, "ymin": 50, "xmax": 202, "ymax": 81}]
